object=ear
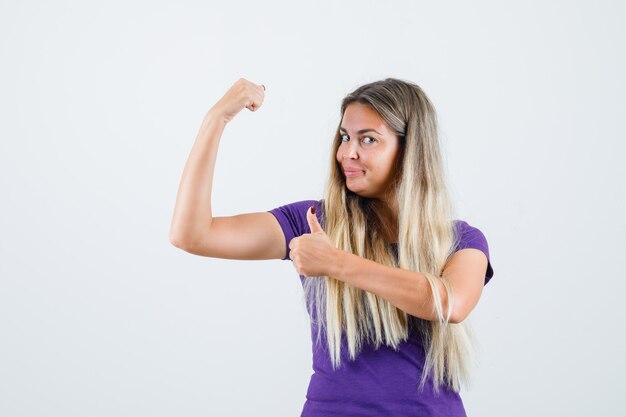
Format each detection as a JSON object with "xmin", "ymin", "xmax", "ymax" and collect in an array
[{"xmin": 306, "ymin": 206, "xmax": 323, "ymax": 233}]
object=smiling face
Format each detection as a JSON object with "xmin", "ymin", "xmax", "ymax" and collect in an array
[{"xmin": 336, "ymin": 102, "xmax": 402, "ymax": 202}]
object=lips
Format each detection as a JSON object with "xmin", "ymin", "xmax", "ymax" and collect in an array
[{"xmin": 343, "ymin": 167, "xmax": 365, "ymax": 177}]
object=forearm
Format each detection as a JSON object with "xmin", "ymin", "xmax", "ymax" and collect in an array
[
  {"xmin": 169, "ymin": 110, "xmax": 226, "ymax": 246},
  {"xmin": 331, "ymin": 250, "xmax": 453, "ymax": 323}
]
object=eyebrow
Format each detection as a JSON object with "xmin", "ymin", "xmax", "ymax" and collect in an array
[{"xmin": 339, "ymin": 127, "xmax": 383, "ymax": 135}]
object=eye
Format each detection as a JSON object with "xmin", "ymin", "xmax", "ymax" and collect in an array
[{"xmin": 339, "ymin": 134, "xmax": 377, "ymax": 144}]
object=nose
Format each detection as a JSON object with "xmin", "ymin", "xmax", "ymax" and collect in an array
[{"xmin": 342, "ymin": 139, "xmax": 360, "ymax": 160}]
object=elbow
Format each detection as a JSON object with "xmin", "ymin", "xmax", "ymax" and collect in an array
[
  {"xmin": 170, "ymin": 237, "xmax": 185, "ymax": 250},
  {"xmin": 443, "ymin": 283, "xmax": 469, "ymax": 324},
  {"xmin": 436, "ymin": 292, "xmax": 465, "ymax": 325},
  {"xmin": 170, "ymin": 224, "xmax": 198, "ymax": 251},
  {"xmin": 169, "ymin": 232, "xmax": 191, "ymax": 251},
  {"xmin": 449, "ymin": 311, "xmax": 463, "ymax": 324},
  {"xmin": 450, "ymin": 302, "xmax": 470, "ymax": 324}
]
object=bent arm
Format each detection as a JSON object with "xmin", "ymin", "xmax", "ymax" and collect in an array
[
  {"xmin": 330, "ymin": 251, "xmax": 449, "ymax": 322},
  {"xmin": 330, "ymin": 248, "xmax": 488, "ymax": 323},
  {"xmin": 169, "ymin": 110, "xmax": 226, "ymax": 247}
]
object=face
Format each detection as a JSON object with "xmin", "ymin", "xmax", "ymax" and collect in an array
[{"xmin": 336, "ymin": 102, "xmax": 401, "ymax": 201}]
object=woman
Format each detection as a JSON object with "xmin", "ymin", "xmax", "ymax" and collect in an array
[{"xmin": 170, "ymin": 77, "xmax": 494, "ymax": 417}]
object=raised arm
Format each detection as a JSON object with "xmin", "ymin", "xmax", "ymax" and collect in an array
[{"xmin": 169, "ymin": 78, "xmax": 286, "ymax": 260}]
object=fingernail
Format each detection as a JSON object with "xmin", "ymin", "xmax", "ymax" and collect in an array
[{"xmin": 311, "ymin": 206, "xmax": 316, "ymax": 214}]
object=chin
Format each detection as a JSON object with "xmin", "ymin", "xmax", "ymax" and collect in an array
[{"xmin": 345, "ymin": 185, "xmax": 362, "ymax": 195}]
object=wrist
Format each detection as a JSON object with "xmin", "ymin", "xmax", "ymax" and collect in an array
[{"xmin": 204, "ymin": 107, "xmax": 228, "ymax": 126}]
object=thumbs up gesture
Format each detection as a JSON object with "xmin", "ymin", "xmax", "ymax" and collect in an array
[{"xmin": 289, "ymin": 206, "xmax": 340, "ymax": 277}]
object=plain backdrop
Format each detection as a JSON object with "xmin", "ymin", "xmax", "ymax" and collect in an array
[{"xmin": 1, "ymin": 1, "xmax": 624, "ymax": 416}]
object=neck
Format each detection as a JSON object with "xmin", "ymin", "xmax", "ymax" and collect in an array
[{"xmin": 373, "ymin": 197, "xmax": 398, "ymax": 244}]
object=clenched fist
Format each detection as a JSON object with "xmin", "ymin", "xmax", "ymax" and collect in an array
[{"xmin": 208, "ymin": 78, "xmax": 266, "ymax": 124}]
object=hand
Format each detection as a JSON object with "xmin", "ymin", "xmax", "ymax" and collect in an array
[
  {"xmin": 208, "ymin": 78, "xmax": 266, "ymax": 124},
  {"xmin": 289, "ymin": 206, "xmax": 340, "ymax": 277}
]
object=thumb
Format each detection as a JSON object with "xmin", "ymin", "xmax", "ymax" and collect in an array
[{"xmin": 307, "ymin": 206, "xmax": 323, "ymax": 233}]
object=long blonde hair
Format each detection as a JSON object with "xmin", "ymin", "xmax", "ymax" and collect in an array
[{"xmin": 302, "ymin": 78, "xmax": 475, "ymax": 394}]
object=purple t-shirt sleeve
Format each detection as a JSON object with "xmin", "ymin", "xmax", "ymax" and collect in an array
[
  {"xmin": 453, "ymin": 220, "xmax": 495, "ymax": 285},
  {"xmin": 267, "ymin": 199, "xmax": 322, "ymax": 261}
]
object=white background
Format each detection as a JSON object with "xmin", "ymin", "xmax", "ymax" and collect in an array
[{"xmin": 1, "ymin": 1, "xmax": 624, "ymax": 416}]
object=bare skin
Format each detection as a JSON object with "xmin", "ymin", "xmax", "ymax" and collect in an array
[
  {"xmin": 170, "ymin": 80, "xmax": 488, "ymax": 323},
  {"xmin": 168, "ymin": 78, "xmax": 281, "ymax": 258},
  {"xmin": 336, "ymin": 102, "xmax": 402, "ymax": 242}
]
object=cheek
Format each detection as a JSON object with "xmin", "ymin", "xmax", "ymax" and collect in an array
[
  {"xmin": 335, "ymin": 144, "xmax": 344, "ymax": 159},
  {"xmin": 336, "ymin": 145, "xmax": 353, "ymax": 164}
]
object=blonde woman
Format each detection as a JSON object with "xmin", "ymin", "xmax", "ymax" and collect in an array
[{"xmin": 170, "ymin": 77, "xmax": 494, "ymax": 417}]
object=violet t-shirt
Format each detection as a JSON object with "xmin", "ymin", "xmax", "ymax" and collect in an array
[{"xmin": 268, "ymin": 199, "xmax": 494, "ymax": 417}]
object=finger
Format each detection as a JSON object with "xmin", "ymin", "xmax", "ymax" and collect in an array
[{"xmin": 307, "ymin": 206, "xmax": 323, "ymax": 233}]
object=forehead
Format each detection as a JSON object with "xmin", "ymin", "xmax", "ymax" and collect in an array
[{"xmin": 341, "ymin": 102, "xmax": 389, "ymax": 133}]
